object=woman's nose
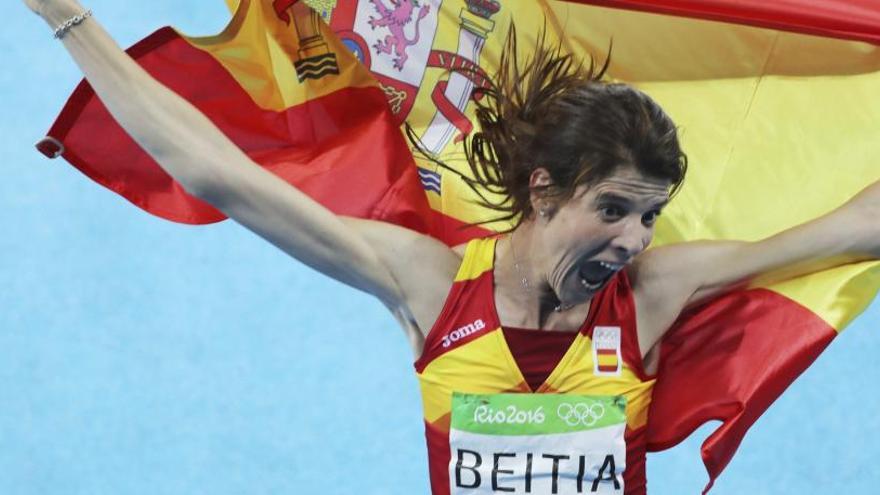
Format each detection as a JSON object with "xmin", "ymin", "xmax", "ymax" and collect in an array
[{"xmin": 611, "ymin": 219, "xmax": 650, "ymax": 260}]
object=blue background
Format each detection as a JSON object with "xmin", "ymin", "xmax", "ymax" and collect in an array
[{"xmin": 2, "ymin": 2, "xmax": 878, "ymax": 493}]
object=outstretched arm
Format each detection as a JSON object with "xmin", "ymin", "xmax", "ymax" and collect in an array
[
  {"xmin": 633, "ymin": 179, "xmax": 880, "ymax": 353},
  {"xmin": 23, "ymin": 1, "xmax": 458, "ymax": 320}
]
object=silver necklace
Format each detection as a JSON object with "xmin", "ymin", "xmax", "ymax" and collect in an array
[
  {"xmin": 509, "ymin": 232, "xmax": 532, "ymax": 292},
  {"xmin": 508, "ymin": 232, "xmax": 572, "ymax": 313}
]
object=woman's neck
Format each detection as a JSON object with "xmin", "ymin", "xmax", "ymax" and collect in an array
[{"xmin": 494, "ymin": 227, "xmax": 591, "ymax": 331}]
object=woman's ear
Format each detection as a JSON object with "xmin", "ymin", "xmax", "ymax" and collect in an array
[
  {"xmin": 529, "ymin": 167, "xmax": 553, "ymax": 189},
  {"xmin": 529, "ymin": 167, "xmax": 556, "ymax": 219}
]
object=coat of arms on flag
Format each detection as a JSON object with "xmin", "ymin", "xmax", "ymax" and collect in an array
[{"xmin": 313, "ymin": 0, "xmax": 503, "ymax": 232}]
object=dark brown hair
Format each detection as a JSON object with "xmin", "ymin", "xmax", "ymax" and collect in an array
[{"xmin": 406, "ymin": 23, "xmax": 688, "ymax": 231}]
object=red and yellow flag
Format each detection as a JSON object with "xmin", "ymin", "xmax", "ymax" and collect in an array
[
  {"xmin": 37, "ymin": 0, "xmax": 433, "ymax": 233},
  {"xmin": 39, "ymin": 0, "xmax": 880, "ymax": 491}
]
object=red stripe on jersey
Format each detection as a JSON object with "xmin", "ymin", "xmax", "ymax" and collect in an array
[{"xmin": 502, "ymin": 327, "xmax": 578, "ymax": 392}]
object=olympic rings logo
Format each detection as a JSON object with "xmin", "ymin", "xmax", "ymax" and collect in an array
[{"xmin": 557, "ymin": 401, "xmax": 606, "ymax": 427}]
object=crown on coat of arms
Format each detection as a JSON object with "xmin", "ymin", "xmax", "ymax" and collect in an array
[{"xmin": 466, "ymin": 0, "xmax": 501, "ymax": 19}]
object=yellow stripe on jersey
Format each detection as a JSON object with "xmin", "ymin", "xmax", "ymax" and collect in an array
[
  {"xmin": 453, "ymin": 236, "xmax": 497, "ymax": 282},
  {"xmin": 419, "ymin": 328, "xmax": 526, "ymax": 424}
]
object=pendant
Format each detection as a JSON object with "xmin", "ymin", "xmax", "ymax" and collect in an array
[{"xmin": 554, "ymin": 302, "xmax": 573, "ymax": 312}]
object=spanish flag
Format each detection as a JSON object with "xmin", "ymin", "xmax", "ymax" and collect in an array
[
  {"xmin": 37, "ymin": 0, "xmax": 434, "ymax": 233},
  {"xmin": 38, "ymin": 0, "xmax": 880, "ymax": 492}
]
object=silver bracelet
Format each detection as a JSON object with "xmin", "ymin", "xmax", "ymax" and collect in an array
[{"xmin": 53, "ymin": 10, "xmax": 93, "ymax": 40}]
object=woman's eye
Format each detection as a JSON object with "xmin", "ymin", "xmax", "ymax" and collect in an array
[
  {"xmin": 601, "ymin": 206, "xmax": 624, "ymax": 219},
  {"xmin": 643, "ymin": 210, "xmax": 662, "ymax": 224}
]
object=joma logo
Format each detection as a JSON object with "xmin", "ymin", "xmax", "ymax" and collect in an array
[{"xmin": 442, "ymin": 319, "xmax": 486, "ymax": 348}]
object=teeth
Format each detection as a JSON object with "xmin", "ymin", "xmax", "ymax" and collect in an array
[
  {"xmin": 580, "ymin": 276, "xmax": 603, "ymax": 290},
  {"xmin": 579, "ymin": 261, "xmax": 625, "ymax": 291},
  {"xmin": 598, "ymin": 261, "xmax": 622, "ymax": 270}
]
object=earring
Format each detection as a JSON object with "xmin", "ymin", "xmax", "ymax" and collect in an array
[{"xmin": 539, "ymin": 208, "xmax": 548, "ymax": 218}]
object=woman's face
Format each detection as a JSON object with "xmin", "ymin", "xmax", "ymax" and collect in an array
[{"xmin": 533, "ymin": 165, "xmax": 672, "ymax": 307}]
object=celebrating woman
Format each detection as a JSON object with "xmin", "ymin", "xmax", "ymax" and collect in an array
[{"xmin": 21, "ymin": 0, "xmax": 880, "ymax": 493}]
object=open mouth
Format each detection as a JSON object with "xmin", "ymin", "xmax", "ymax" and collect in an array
[{"xmin": 577, "ymin": 260, "xmax": 623, "ymax": 291}]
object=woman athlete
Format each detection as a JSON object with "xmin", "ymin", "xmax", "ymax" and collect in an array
[{"xmin": 23, "ymin": 0, "xmax": 880, "ymax": 493}]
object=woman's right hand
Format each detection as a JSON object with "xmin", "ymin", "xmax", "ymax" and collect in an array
[
  {"xmin": 22, "ymin": 0, "xmax": 84, "ymax": 25},
  {"xmin": 22, "ymin": 0, "xmax": 55, "ymax": 16},
  {"xmin": 21, "ymin": 0, "xmax": 46, "ymax": 15}
]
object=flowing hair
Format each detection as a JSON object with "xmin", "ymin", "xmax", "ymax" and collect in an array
[{"xmin": 405, "ymin": 22, "xmax": 687, "ymax": 232}]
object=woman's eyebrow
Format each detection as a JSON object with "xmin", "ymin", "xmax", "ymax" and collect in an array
[
  {"xmin": 596, "ymin": 192, "xmax": 632, "ymax": 204},
  {"xmin": 596, "ymin": 192, "xmax": 669, "ymax": 209}
]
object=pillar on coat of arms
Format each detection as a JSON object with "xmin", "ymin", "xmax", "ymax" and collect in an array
[
  {"xmin": 277, "ymin": 0, "xmax": 341, "ymax": 81},
  {"xmin": 417, "ymin": 0, "xmax": 501, "ymax": 155}
]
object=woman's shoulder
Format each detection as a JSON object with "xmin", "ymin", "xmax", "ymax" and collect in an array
[{"xmin": 452, "ymin": 242, "xmax": 468, "ymax": 258}]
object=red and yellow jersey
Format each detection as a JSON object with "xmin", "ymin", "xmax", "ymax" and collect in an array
[{"xmin": 414, "ymin": 235, "xmax": 656, "ymax": 495}]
